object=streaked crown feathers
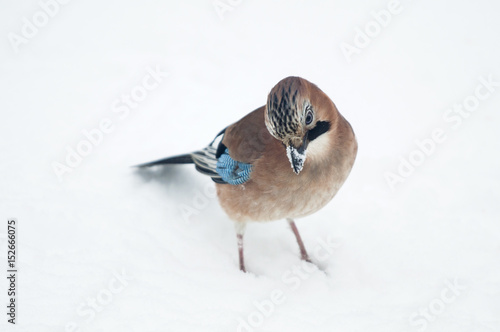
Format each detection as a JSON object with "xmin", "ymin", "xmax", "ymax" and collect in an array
[{"xmin": 265, "ymin": 77, "xmax": 310, "ymax": 142}]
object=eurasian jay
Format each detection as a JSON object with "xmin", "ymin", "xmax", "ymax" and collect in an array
[{"xmin": 138, "ymin": 76, "xmax": 357, "ymax": 272}]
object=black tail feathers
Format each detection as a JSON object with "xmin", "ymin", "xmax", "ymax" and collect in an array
[
  {"xmin": 134, "ymin": 128, "xmax": 227, "ymax": 182},
  {"xmin": 135, "ymin": 154, "xmax": 193, "ymax": 168}
]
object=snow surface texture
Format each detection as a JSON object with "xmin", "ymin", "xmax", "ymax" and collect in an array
[{"xmin": 1, "ymin": 1, "xmax": 500, "ymax": 331}]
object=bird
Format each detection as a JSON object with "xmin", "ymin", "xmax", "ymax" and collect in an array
[{"xmin": 137, "ymin": 76, "xmax": 357, "ymax": 272}]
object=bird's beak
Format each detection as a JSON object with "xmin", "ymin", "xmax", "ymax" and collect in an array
[{"xmin": 286, "ymin": 134, "xmax": 309, "ymax": 174}]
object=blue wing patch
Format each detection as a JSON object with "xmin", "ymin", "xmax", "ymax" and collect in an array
[{"xmin": 216, "ymin": 149, "xmax": 253, "ymax": 185}]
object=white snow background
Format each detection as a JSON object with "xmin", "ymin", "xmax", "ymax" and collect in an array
[{"xmin": 1, "ymin": 0, "xmax": 499, "ymax": 331}]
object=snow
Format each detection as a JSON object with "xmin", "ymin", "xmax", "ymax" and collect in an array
[
  {"xmin": 1, "ymin": 0, "xmax": 500, "ymax": 331},
  {"xmin": 286, "ymin": 145, "xmax": 306, "ymax": 174}
]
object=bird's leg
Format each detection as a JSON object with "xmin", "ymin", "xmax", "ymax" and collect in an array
[
  {"xmin": 287, "ymin": 218, "xmax": 311, "ymax": 262},
  {"xmin": 237, "ymin": 233, "xmax": 246, "ymax": 272},
  {"xmin": 235, "ymin": 222, "xmax": 247, "ymax": 272}
]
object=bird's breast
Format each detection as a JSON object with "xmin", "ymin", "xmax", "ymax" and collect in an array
[{"xmin": 216, "ymin": 144, "xmax": 353, "ymax": 222}]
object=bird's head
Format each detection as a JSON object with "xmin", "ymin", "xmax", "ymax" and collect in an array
[{"xmin": 265, "ymin": 76, "xmax": 335, "ymax": 174}]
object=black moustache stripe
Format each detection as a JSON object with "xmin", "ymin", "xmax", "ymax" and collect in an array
[{"xmin": 308, "ymin": 121, "xmax": 331, "ymax": 141}]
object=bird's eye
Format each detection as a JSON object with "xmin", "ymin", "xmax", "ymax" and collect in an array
[{"xmin": 305, "ymin": 109, "xmax": 314, "ymax": 125}]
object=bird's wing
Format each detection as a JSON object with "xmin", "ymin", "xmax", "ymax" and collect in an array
[
  {"xmin": 192, "ymin": 127, "xmax": 255, "ymax": 185},
  {"xmin": 220, "ymin": 106, "xmax": 270, "ymax": 164},
  {"xmin": 190, "ymin": 128, "xmax": 227, "ymax": 184},
  {"xmin": 193, "ymin": 106, "xmax": 272, "ymax": 185},
  {"xmin": 215, "ymin": 106, "xmax": 274, "ymax": 185}
]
